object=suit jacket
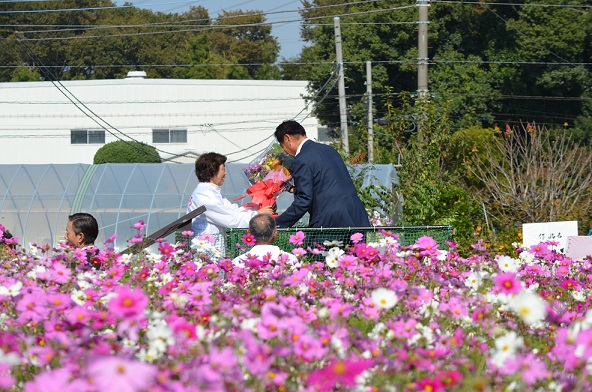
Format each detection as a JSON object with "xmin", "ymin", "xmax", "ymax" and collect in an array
[{"xmin": 276, "ymin": 140, "xmax": 370, "ymax": 228}]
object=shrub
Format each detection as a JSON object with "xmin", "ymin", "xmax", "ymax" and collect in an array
[{"xmin": 93, "ymin": 140, "xmax": 161, "ymax": 164}]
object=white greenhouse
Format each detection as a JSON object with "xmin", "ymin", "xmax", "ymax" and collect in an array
[{"xmin": 0, "ymin": 163, "xmax": 401, "ymax": 250}]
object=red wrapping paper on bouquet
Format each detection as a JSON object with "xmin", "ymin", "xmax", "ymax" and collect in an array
[
  {"xmin": 234, "ymin": 169, "xmax": 290, "ymax": 217},
  {"xmin": 237, "ymin": 143, "xmax": 293, "ymax": 216}
]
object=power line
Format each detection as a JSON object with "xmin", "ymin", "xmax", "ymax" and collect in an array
[
  {"xmin": 0, "ymin": 4, "xmax": 134, "ymax": 14},
  {"xmin": 0, "ymin": 58, "xmax": 589, "ymax": 67},
  {"xmin": 8, "ymin": 5, "xmax": 417, "ymax": 41},
  {"xmin": 431, "ymin": 0, "xmax": 590, "ymax": 8}
]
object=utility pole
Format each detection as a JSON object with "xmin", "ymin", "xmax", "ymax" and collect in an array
[
  {"xmin": 417, "ymin": 0, "xmax": 430, "ymax": 100},
  {"xmin": 334, "ymin": 17, "xmax": 349, "ymax": 154},
  {"xmin": 366, "ymin": 61, "xmax": 374, "ymax": 163}
]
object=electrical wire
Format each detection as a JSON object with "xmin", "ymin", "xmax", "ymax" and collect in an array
[{"xmin": 8, "ymin": 5, "xmax": 417, "ymax": 41}]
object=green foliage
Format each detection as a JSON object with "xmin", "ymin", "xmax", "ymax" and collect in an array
[
  {"xmin": 0, "ymin": 3, "xmax": 280, "ymax": 81},
  {"xmin": 393, "ymin": 99, "xmax": 484, "ymax": 248},
  {"xmin": 93, "ymin": 141, "xmax": 161, "ymax": 164},
  {"xmin": 287, "ymin": 0, "xmax": 590, "ymax": 141}
]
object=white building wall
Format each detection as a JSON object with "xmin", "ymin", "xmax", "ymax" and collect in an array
[{"xmin": 0, "ymin": 78, "xmax": 320, "ymax": 164}]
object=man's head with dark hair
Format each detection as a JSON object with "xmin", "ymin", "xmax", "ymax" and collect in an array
[
  {"xmin": 194, "ymin": 152, "xmax": 227, "ymax": 182},
  {"xmin": 275, "ymin": 121, "xmax": 307, "ymax": 157},
  {"xmin": 66, "ymin": 213, "xmax": 98, "ymax": 248},
  {"xmin": 249, "ymin": 213, "xmax": 277, "ymax": 244},
  {"xmin": 274, "ymin": 120, "xmax": 307, "ymax": 144}
]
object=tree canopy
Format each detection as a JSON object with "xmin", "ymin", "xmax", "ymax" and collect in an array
[
  {"xmin": 284, "ymin": 0, "xmax": 590, "ymax": 137},
  {"xmin": 0, "ymin": 1, "xmax": 280, "ymax": 81}
]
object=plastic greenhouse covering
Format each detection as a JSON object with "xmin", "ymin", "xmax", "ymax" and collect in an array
[{"xmin": 0, "ymin": 163, "xmax": 399, "ymax": 250}]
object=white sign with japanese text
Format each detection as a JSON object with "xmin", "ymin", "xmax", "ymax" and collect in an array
[{"xmin": 522, "ymin": 221, "xmax": 578, "ymax": 253}]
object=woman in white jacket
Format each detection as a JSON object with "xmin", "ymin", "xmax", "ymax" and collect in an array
[{"xmin": 187, "ymin": 152, "xmax": 273, "ymax": 238}]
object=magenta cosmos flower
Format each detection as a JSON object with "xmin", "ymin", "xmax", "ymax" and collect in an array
[
  {"xmin": 307, "ymin": 358, "xmax": 374, "ymax": 392},
  {"xmin": 493, "ymin": 272, "xmax": 522, "ymax": 295},
  {"xmin": 109, "ymin": 285, "xmax": 149, "ymax": 321},
  {"xmin": 242, "ymin": 233, "xmax": 255, "ymax": 247}
]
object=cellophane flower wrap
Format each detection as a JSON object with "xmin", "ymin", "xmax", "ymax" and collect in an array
[{"xmin": 237, "ymin": 143, "xmax": 292, "ymax": 209}]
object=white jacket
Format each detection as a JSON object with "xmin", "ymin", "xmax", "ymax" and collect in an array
[{"xmin": 187, "ymin": 182, "xmax": 257, "ymax": 235}]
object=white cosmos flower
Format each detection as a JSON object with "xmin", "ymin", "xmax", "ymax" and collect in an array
[
  {"xmin": 572, "ymin": 290, "xmax": 587, "ymax": 302},
  {"xmin": 71, "ymin": 289, "xmax": 87, "ymax": 306},
  {"xmin": 465, "ymin": 271, "xmax": 487, "ymax": 291},
  {"xmin": 119, "ymin": 253, "xmax": 132, "ymax": 264},
  {"xmin": 26, "ymin": 265, "xmax": 47, "ymax": 280},
  {"xmin": 240, "ymin": 318, "xmax": 260, "ymax": 332},
  {"xmin": 325, "ymin": 247, "xmax": 344, "ymax": 268},
  {"xmin": 491, "ymin": 331, "xmax": 523, "ymax": 367},
  {"xmin": 0, "ymin": 281, "xmax": 22, "ymax": 297},
  {"xmin": 325, "ymin": 256, "xmax": 339, "ymax": 268},
  {"xmin": 509, "ymin": 291, "xmax": 547, "ymax": 325},
  {"xmin": 170, "ymin": 293, "xmax": 189, "ymax": 309},
  {"xmin": 371, "ymin": 287, "xmax": 398, "ymax": 310},
  {"xmin": 518, "ymin": 250, "xmax": 535, "ymax": 265},
  {"xmin": 146, "ymin": 320, "xmax": 174, "ymax": 351},
  {"xmin": 497, "ymin": 255, "xmax": 520, "ymax": 273}
]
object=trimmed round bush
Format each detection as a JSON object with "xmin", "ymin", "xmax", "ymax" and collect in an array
[{"xmin": 93, "ymin": 141, "xmax": 161, "ymax": 164}]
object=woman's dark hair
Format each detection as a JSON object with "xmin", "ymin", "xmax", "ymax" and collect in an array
[
  {"xmin": 194, "ymin": 152, "xmax": 227, "ymax": 182},
  {"xmin": 274, "ymin": 120, "xmax": 307, "ymax": 144},
  {"xmin": 68, "ymin": 213, "xmax": 99, "ymax": 245}
]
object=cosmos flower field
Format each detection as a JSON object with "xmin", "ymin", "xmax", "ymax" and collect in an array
[{"xmin": 0, "ymin": 223, "xmax": 591, "ymax": 391}]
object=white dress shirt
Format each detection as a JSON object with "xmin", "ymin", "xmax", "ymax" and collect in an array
[
  {"xmin": 187, "ymin": 182, "xmax": 257, "ymax": 236},
  {"xmin": 231, "ymin": 244, "xmax": 299, "ymax": 267}
]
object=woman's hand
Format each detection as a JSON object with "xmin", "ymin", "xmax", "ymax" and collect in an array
[{"xmin": 257, "ymin": 206, "xmax": 275, "ymax": 215}]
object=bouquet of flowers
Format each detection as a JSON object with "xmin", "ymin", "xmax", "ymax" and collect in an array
[{"xmin": 235, "ymin": 143, "xmax": 293, "ymax": 210}]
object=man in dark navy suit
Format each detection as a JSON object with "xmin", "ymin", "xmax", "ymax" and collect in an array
[{"xmin": 274, "ymin": 120, "xmax": 370, "ymax": 228}]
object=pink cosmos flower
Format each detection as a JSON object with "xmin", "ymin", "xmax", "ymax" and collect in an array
[
  {"xmin": 104, "ymin": 233, "xmax": 118, "ymax": 245},
  {"xmin": 242, "ymin": 233, "xmax": 256, "ymax": 247},
  {"xmin": 416, "ymin": 376, "xmax": 444, "ymax": 392},
  {"xmin": 0, "ymin": 364, "xmax": 14, "ymax": 390},
  {"xmin": 292, "ymin": 247, "xmax": 307, "ymax": 257},
  {"xmin": 23, "ymin": 368, "xmax": 73, "ymax": 392},
  {"xmin": 49, "ymin": 263, "xmax": 72, "ymax": 284},
  {"xmin": 109, "ymin": 285, "xmax": 149, "ymax": 321},
  {"xmin": 437, "ymin": 370, "xmax": 463, "ymax": 388},
  {"xmin": 415, "ymin": 235, "xmax": 438, "ymax": 251},
  {"xmin": 560, "ymin": 279, "xmax": 580, "ymax": 291},
  {"xmin": 493, "ymin": 272, "xmax": 522, "ymax": 294},
  {"xmin": 158, "ymin": 242, "xmax": 175, "ymax": 258},
  {"xmin": 168, "ymin": 315, "xmax": 197, "ymax": 340},
  {"xmin": 293, "ymin": 334, "xmax": 328, "ymax": 361},
  {"xmin": 350, "ymin": 232, "xmax": 364, "ymax": 244},
  {"xmin": 88, "ymin": 356, "xmax": 157, "ymax": 392},
  {"xmin": 198, "ymin": 233, "xmax": 216, "ymax": 243},
  {"xmin": 307, "ymin": 358, "xmax": 374, "ymax": 392},
  {"xmin": 181, "ymin": 230, "xmax": 194, "ymax": 237},
  {"xmin": 289, "ymin": 231, "xmax": 305, "ymax": 246},
  {"xmin": 132, "ymin": 220, "xmax": 146, "ymax": 230},
  {"xmin": 16, "ymin": 292, "xmax": 49, "ymax": 324},
  {"xmin": 127, "ymin": 234, "xmax": 144, "ymax": 244}
]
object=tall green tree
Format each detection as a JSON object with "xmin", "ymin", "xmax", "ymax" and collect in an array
[
  {"xmin": 285, "ymin": 0, "xmax": 591, "ymax": 149},
  {"xmin": 207, "ymin": 10, "xmax": 280, "ymax": 79}
]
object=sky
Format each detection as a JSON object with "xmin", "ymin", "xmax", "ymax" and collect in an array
[{"xmin": 131, "ymin": 0, "xmax": 306, "ymax": 59}]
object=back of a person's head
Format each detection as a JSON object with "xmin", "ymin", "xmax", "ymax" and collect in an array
[
  {"xmin": 194, "ymin": 152, "xmax": 227, "ymax": 182},
  {"xmin": 274, "ymin": 120, "xmax": 306, "ymax": 144},
  {"xmin": 249, "ymin": 214, "xmax": 276, "ymax": 243},
  {"xmin": 69, "ymin": 213, "xmax": 99, "ymax": 245}
]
